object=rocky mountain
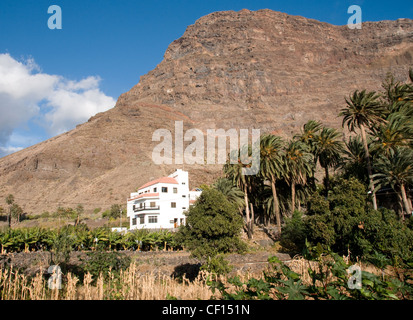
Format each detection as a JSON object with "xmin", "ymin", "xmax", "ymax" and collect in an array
[{"xmin": 1, "ymin": 9, "xmax": 412, "ymax": 214}]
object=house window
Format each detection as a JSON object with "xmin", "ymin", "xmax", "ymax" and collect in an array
[
  {"xmin": 133, "ymin": 205, "xmax": 136, "ymax": 210},
  {"xmin": 132, "ymin": 218, "xmax": 137, "ymax": 225},
  {"xmin": 153, "ymin": 187, "xmax": 157, "ymax": 192},
  {"xmin": 182, "ymin": 182, "xmax": 186, "ymax": 185},
  {"xmin": 150, "ymin": 202, "xmax": 156, "ymax": 208},
  {"xmin": 148, "ymin": 216, "xmax": 158, "ymax": 224},
  {"xmin": 182, "ymin": 207, "xmax": 187, "ymax": 210},
  {"xmin": 139, "ymin": 215, "xmax": 144, "ymax": 224},
  {"xmin": 182, "ymin": 195, "xmax": 186, "ymax": 198},
  {"xmin": 162, "ymin": 187, "xmax": 168, "ymax": 193},
  {"xmin": 140, "ymin": 203, "xmax": 143, "ymax": 208},
  {"xmin": 171, "ymin": 202, "xmax": 176, "ymax": 208},
  {"xmin": 173, "ymin": 187, "xmax": 178, "ymax": 193}
]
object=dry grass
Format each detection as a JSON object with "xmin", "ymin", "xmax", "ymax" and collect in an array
[
  {"xmin": 0, "ymin": 262, "xmax": 244, "ymax": 300},
  {"xmin": 2, "ymin": 254, "xmax": 399, "ymax": 300}
]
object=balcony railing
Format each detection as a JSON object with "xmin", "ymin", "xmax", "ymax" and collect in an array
[{"xmin": 134, "ymin": 205, "xmax": 160, "ymax": 212}]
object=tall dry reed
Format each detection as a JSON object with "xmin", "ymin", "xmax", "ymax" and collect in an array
[{"xmin": 1, "ymin": 262, "xmax": 240, "ymax": 300}]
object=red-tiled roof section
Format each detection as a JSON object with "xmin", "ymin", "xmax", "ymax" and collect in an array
[
  {"xmin": 128, "ymin": 193, "xmax": 159, "ymax": 202},
  {"xmin": 138, "ymin": 177, "xmax": 178, "ymax": 190}
]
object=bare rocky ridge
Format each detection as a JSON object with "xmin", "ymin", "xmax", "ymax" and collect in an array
[{"xmin": 1, "ymin": 9, "xmax": 412, "ymax": 214}]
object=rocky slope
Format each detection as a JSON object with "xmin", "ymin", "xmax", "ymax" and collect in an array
[{"xmin": 1, "ymin": 9, "xmax": 412, "ymax": 214}]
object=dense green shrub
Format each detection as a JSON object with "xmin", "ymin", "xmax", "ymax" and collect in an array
[
  {"xmin": 175, "ymin": 188, "xmax": 246, "ymax": 261},
  {"xmin": 279, "ymin": 210, "xmax": 307, "ymax": 253},
  {"xmin": 200, "ymin": 255, "xmax": 233, "ymax": 276},
  {"xmin": 281, "ymin": 178, "xmax": 413, "ymax": 264},
  {"xmin": 80, "ymin": 250, "xmax": 131, "ymax": 282}
]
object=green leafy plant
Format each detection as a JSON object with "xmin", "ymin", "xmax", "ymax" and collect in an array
[
  {"xmin": 208, "ymin": 244, "xmax": 413, "ymax": 300},
  {"xmin": 175, "ymin": 188, "xmax": 246, "ymax": 262},
  {"xmin": 80, "ymin": 250, "xmax": 131, "ymax": 282}
]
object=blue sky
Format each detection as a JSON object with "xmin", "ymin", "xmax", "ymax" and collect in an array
[{"xmin": 0, "ymin": 0, "xmax": 411, "ymax": 157}]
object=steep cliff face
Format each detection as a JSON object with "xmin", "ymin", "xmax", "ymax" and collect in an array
[{"xmin": 1, "ymin": 9, "xmax": 412, "ymax": 214}]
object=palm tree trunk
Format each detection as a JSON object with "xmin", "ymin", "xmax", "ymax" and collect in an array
[
  {"xmin": 243, "ymin": 185, "xmax": 252, "ymax": 239},
  {"xmin": 401, "ymin": 184, "xmax": 411, "ymax": 219},
  {"xmin": 324, "ymin": 166, "xmax": 330, "ymax": 196},
  {"xmin": 7, "ymin": 207, "xmax": 11, "ymax": 228},
  {"xmin": 291, "ymin": 182, "xmax": 296, "ymax": 214},
  {"xmin": 360, "ymin": 124, "xmax": 378, "ymax": 210},
  {"xmin": 271, "ymin": 176, "xmax": 282, "ymax": 234},
  {"xmin": 250, "ymin": 202, "xmax": 255, "ymax": 237},
  {"xmin": 407, "ymin": 190, "xmax": 413, "ymax": 213}
]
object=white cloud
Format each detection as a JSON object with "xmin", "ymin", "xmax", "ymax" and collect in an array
[
  {"xmin": 45, "ymin": 85, "xmax": 116, "ymax": 135},
  {"xmin": 0, "ymin": 146, "xmax": 23, "ymax": 157},
  {"xmin": 0, "ymin": 53, "xmax": 116, "ymax": 156}
]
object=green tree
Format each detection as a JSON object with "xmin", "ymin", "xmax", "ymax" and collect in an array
[
  {"xmin": 294, "ymin": 120, "xmax": 323, "ymax": 188},
  {"xmin": 109, "ymin": 204, "xmax": 124, "ymax": 220},
  {"xmin": 340, "ymin": 90, "xmax": 387, "ymax": 209},
  {"xmin": 175, "ymin": 188, "xmax": 246, "ymax": 262},
  {"xmin": 11, "ymin": 203, "xmax": 23, "ymax": 224},
  {"xmin": 371, "ymin": 112, "xmax": 413, "ymax": 156},
  {"xmin": 284, "ymin": 140, "xmax": 313, "ymax": 213},
  {"xmin": 373, "ymin": 147, "xmax": 413, "ymax": 218},
  {"xmin": 5, "ymin": 194, "xmax": 15, "ymax": 228},
  {"xmin": 314, "ymin": 127, "xmax": 344, "ymax": 195},
  {"xmin": 340, "ymin": 135, "xmax": 369, "ymax": 184},
  {"xmin": 284, "ymin": 177, "xmax": 413, "ymax": 262},
  {"xmin": 259, "ymin": 134, "xmax": 285, "ymax": 234},
  {"xmin": 224, "ymin": 148, "xmax": 255, "ymax": 238},
  {"xmin": 213, "ymin": 177, "xmax": 245, "ymax": 212}
]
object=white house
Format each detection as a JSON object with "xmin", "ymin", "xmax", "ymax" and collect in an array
[{"xmin": 127, "ymin": 169, "xmax": 201, "ymax": 230}]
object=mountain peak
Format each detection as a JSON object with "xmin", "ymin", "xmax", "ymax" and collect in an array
[{"xmin": 1, "ymin": 9, "xmax": 413, "ymax": 215}]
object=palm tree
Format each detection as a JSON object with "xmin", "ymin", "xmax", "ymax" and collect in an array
[
  {"xmin": 340, "ymin": 90, "xmax": 387, "ymax": 210},
  {"xmin": 373, "ymin": 147, "xmax": 413, "ymax": 219},
  {"xmin": 284, "ymin": 140, "xmax": 313, "ymax": 213},
  {"xmin": 223, "ymin": 148, "xmax": 254, "ymax": 238},
  {"xmin": 314, "ymin": 127, "xmax": 344, "ymax": 195},
  {"xmin": 213, "ymin": 177, "xmax": 245, "ymax": 210},
  {"xmin": 259, "ymin": 134, "xmax": 285, "ymax": 234},
  {"xmin": 5, "ymin": 194, "xmax": 15, "ymax": 228},
  {"xmin": 371, "ymin": 112, "xmax": 413, "ymax": 156},
  {"xmin": 294, "ymin": 120, "xmax": 322, "ymax": 188},
  {"xmin": 382, "ymin": 72, "xmax": 413, "ymax": 107},
  {"xmin": 340, "ymin": 135, "xmax": 368, "ymax": 184}
]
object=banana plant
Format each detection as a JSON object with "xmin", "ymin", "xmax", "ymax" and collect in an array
[
  {"xmin": 145, "ymin": 232, "xmax": 161, "ymax": 251},
  {"xmin": 107, "ymin": 230, "xmax": 122, "ymax": 250},
  {"xmin": 91, "ymin": 227, "xmax": 109, "ymax": 250},
  {"xmin": 0, "ymin": 230, "xmax": 14, "ymax": 254},
  {"xmin": 20, "ymin": 228, "xmax": 39, "ymax": 252},
  {"xmin": 73, "ymin": 228, "xmax": 92, "ymax": 251},
  {"xmin": 158, "ymin": 231, "xmax": 173, "ymax": 251},
  {"xmin": 120, "ymin": 231, "xmax": 136, "ymax": 250},
  {"xmin": 133, "ymin": 229, "xmax": 149, "ymax": 251}
]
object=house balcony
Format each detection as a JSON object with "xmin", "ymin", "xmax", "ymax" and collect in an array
[{"xmin": 133, "ymin": 205, "xmax": 160, "ymax": 212}]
